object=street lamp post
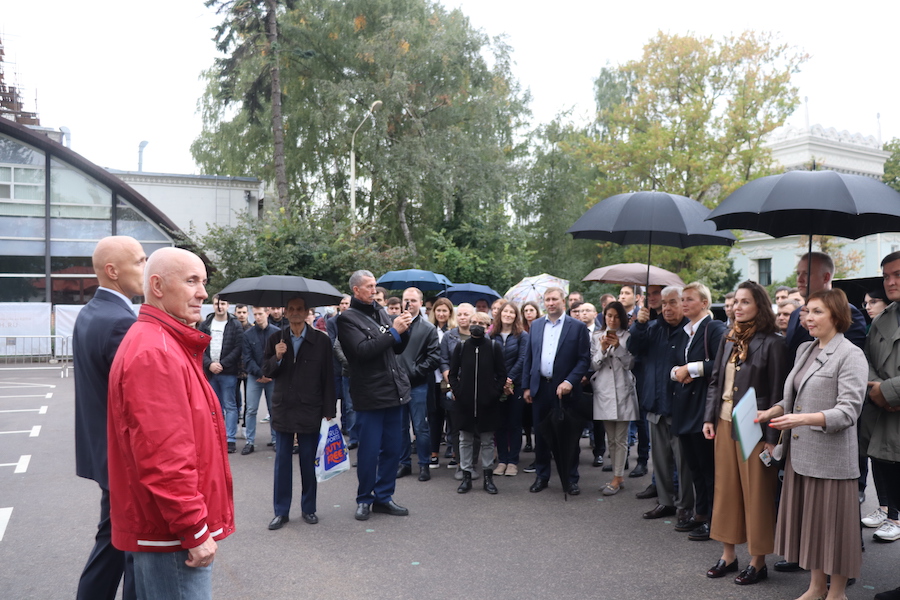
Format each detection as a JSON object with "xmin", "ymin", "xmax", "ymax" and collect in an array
[{"xmin": 349, "ymin": 100, "xmax": 382, "ymax": 234}]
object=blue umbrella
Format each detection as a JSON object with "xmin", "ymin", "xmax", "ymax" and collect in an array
[
  {"xmin": 376, "ymin": 269, "xmax": 453, "ymax": 291},
  {"xmin": 440, "ymin": 283, "xmax": 502, "ymax": 305}
]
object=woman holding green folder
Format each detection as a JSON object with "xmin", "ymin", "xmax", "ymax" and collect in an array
[{"xmin": 701, "ymin": 281, "xmax": 788, "ymax": 586}]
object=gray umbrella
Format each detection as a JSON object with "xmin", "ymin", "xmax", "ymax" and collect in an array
[{"xmin": 216, "ymin": 275, "xmax": 344, "ymax": 308}]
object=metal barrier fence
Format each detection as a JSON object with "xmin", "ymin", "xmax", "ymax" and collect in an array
[{"xmin": 0, "ymin": 335, "xmax": 71, "ymax": 377}]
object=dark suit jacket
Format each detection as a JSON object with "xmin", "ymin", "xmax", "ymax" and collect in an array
[
  {"xmin": 784, "ymin": 301, "xmax": 866, "ymax": 361},
  {"xmin": 522, "ymin": 314, "xmax": 591, "ymax": 396},
  {"xmin": 263, "ymin": 326, "xmax": 336, "ymax": 434},
  {"xmin": 73, "ymin": 289, "xmax": 137, "ymax": 487}
]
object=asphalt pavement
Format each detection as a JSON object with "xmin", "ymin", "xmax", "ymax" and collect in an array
[{"xmin": 0, "ymin": 367, "xmax": 895, "ymax": 600}]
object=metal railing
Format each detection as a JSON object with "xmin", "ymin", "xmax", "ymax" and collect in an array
[{"xmin": 0, "ymin": 335, "xmax": 71, "ymax": 377}]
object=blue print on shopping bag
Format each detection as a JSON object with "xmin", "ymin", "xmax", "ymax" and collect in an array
[{"xmin": 315, "ymin": 418, "xmax": 350, "ymax": 481}]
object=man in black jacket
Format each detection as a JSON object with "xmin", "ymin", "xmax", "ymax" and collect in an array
[
  {"xmin": 396, "ymin": 287, "xmax": 441, "ymax": 482},
  {"xmin": 199, "ymin": 295, "xmax": 244, "ymax": 454},
  {"xmin": 337, "ymin": 270, "xmax": 412, "ymax": 521}
]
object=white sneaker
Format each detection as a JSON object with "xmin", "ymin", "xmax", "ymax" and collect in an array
[
  {"xmin": 874, "ymin": 520, "xmax": 900, "ymax": 542},
  {"xmin": 260, "ymin": 416, "xmax": 270, "ymax": 423},
  {"xmin": 862, "ymin": 507, "xmax": 888, "ymax": 528}
]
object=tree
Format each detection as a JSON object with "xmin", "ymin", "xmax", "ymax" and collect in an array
[
  {"xmin": 884, "ymin": 137, "xmax": 900, "ymax": 193},
  {"xmin": 194, "ymin": 0, "xmax": 530, "ymax": 271},
  {"xmin": 559, "ymin": 31, "xmax": 807, "ymax": 298},
  {"xmin": 205, "ymin": 0, "xmax": 297, "ymax": 213}
]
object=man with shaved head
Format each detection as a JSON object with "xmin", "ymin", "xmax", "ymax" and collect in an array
[
  {"xmin": 107, "ymin": 247, "xmax": 235, "ymax": 598},
  {"xmin": 74, "ymin": 235, "xmax": 146, "ymax": 600}
]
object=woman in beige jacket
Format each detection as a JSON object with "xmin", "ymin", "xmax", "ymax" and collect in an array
[{"xmin": 758, "ymin": 289, "xmax": 867, "ymax": 600}]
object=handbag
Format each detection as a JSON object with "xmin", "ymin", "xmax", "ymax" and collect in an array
[{"xmin": 771, "ymin": 429, "xmax": 785, "ymax": 464}]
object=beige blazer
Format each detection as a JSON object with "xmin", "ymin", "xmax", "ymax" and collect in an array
[{"xmin": 776, "ymin": 333, "xmax": 867, "ymax": 480}]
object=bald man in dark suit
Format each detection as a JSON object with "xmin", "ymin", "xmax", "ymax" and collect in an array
[{"xmin": 74, "ymin": 236, "xmax": 146, "ymax": 600}]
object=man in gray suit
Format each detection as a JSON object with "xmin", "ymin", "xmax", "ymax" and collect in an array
[
  {"xmin": 863, "ymin": 251, "xmax": 900, "ymax": 600},
  {"xmin": 74, "ymin": 236, "xmax": 146, "ymax": 600}
]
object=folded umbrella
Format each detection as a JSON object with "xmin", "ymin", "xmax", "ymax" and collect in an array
[{"xmin": 536, "ymin": 397, "xmax": 584, "ymax": 501}]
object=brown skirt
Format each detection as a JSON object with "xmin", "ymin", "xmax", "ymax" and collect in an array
[{"xmin": 775, "ymin": 455, "xmax": 862, "ymax": 578}]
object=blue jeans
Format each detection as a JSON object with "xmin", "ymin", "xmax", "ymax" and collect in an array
[
  {"xmin": 400, "ymin": 384, "xmax": 431, "ymax": 468},
  {"xmin": 244, "ymin": 378, "xmax": 275, "ymax": 446},
  {"xmin": 341, "ymin": 376, "xmax": 358, "ymax": 445},
  {"xmin": 209, "ymin": 374, "xmax": 238, "ymax": 443},
  {"xmin": 355, "ymin": 405, "xmax": 403, "ymax": 504},
  {"xmin": 495, "ymin": 394, "xmax": 524, "ymax": 465},
  {"xmin": 132, "ymin": 550, "xmax": 212, "ymax": 600}
]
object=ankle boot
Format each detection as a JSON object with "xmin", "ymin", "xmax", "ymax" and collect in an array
[
  {"xmin": 457, "ymin": 471, "xmax": 472, "ymax": 493},
  {"xmin": 483, "ymin": 471, "xmax": 498, "ymax": 494}
]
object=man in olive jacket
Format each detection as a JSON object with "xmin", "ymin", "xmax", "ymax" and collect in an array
[
  {"xmin": 263, "ymin": 296, "xmax": 336, "ymax": 530},
  {"xmin": 337, "ymin": 269, "xmax": 412, "ymax": 521},
  {"xmin": 862, "ymin": 252, "xmax": 900, "ymax": 600}
]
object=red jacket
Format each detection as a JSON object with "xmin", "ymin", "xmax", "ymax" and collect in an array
[{"xmin": 107, "ymin": 304, "xmax": 235, "ymax": 552}]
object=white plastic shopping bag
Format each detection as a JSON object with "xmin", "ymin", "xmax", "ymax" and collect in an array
[{"xmin": 315, "ymin": 418, "xmax": 350, "ymax": 482}]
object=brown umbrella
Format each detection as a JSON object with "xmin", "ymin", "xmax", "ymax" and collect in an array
[{"xmin": 582, "ymin": 263, "xmax": 685, "ymax": 288}]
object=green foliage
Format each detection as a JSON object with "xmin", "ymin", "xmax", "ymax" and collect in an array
[{"xmin": 884, "ymin": 138, "xmax": 900, "ymax": 193}]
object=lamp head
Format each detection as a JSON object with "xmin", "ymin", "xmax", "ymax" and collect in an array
[{"xmin": 370, "ymin": 100, "xmax": 383, "ymax": 112}]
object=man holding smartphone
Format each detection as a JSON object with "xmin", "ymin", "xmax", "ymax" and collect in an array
[{"xmin": 396, "ymin": 288, "xmax": 441, "ymax": 481}]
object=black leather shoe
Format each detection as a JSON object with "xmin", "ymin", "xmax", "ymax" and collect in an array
[
  {"xmin": 301, "ymin": 512, "xmax": 318, "ymax": 525},
  {"xmin": 601, "ymin": 463, "xmax": 613, "ymax": 472},
  {"xmin": 567, "ymin": 483, "xmax": 581, "ymax": 496},
  {"xmin": 773, "ymin": 560, "xmax": 803, "ymax": 573},
  {"xmin": 592, "ymin": 456, "xmax": 604, "ymax": 467},
  {"xmin": 347, "ymin": 441, "xmax": 359, "ymax": 450},
  {"xmin": 642, "ymin": 504, "xmax": 677, "ymax": 519},
  {"xmin": 227, "ymin": 442, "xmax": 236, "ymax": 454},
  {"xmin": 734, "ymin": 564, "xmax": 767, "ymax": 585},
  {"xmin": 529, "ymin": 478, "xmax": 549, "ymax": 493},
  {"xmin": 354, "ymin": 503, "xmax": 371, "ymax": 521},
  {"xmin": 241, "ymin": 444, "xmax": 254, "ymax": 455},
  {"xmin": 706, "ymin": 558, "xmax": 738, "ymax": 578},
  {"xmin": 268, "ymin": 515, "xmax": 289, "ymax": 530},
  {"xmin": 418, "ymin": 468, "xmax": 431, "ymax": 481},
  {"xmin": 372, "ymin": 500, "xmax": 409, "ymax": 516},
  {"xmin": 628, "ymin": 462, "xmax": 648, "ymax": 477},
  {"xmin": 396, "ymin": 464, "xmax": 412, "ymax": 478},
  {"xmin": 523, "ymin": 442, "xmax": 533, "ymax": 453},
  {"xmin": 675, "ymin": 516, "xmax": 704, "ymax": 532},
  {"xmin": 688, "ymin": 522, "xmax": 711, "ymax": 541},
  {"xmin": 635, "ymin": 483, "xmax": 658, "ymax": 499},
  {"xmin": 266, "ymin": 441, "xmax": 275, "ymax": 447}
]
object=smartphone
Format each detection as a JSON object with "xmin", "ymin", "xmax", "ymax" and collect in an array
[
  {"xmin": 758, "ymin": 447, "xmax": 772, "ymax": 467},
  {"xmin": 405, "ymin": 300, "xmax": 411, "ymax": 312}
]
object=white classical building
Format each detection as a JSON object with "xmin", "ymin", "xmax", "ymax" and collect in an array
[{"xmin": 730, "ymin": 123, "xmax": 897, "ymax": 285}]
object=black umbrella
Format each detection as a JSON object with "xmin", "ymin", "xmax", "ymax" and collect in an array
[
  {"xmin": 568, "ymin": 191, "xmax": 736, "ymax": 285},
  {"xmin": 217, "ymin": 275, "xmax": 344, "ymax": 308},
  {"xmin": 706, "ymin": 169, "xmax": 900, "ymax": 288},
  {"xmin": 536, "ymin": 398, "xmax": 584, "ymax": 500}
]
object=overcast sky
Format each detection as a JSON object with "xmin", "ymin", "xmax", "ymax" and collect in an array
[{"xmin": 2, "ymin": 0, "xmax": 897, "ymax": 175}]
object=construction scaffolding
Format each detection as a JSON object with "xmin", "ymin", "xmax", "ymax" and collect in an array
[{"xmin": 0, "ymin": 35, "xmax": 40, "ymax": 126}]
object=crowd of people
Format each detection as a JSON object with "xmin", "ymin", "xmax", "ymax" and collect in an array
[{"xmin": 71, "ymin": 234, "xmax": 900, "ymax": 600}]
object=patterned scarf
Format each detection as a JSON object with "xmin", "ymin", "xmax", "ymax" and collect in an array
[{"xmin": 726, "ymin": 320, "xmax": 757, "ymax": 364}]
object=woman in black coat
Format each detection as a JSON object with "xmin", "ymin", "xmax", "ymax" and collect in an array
[
  {"xmin": 671, "ymin": 282, "xmax": 726, "ymax": 541},
  {"xmin": 448, "ymin": 324, "xmax": 507, "ymax": 494}
]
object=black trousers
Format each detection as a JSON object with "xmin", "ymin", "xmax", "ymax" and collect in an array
[
  {"xmin": 679, "ymin": 431, "xmax": 715, "ymax": 518},
  {"xmin": 77, "ymin": 485, "xmax": 136, "ymax": 600}
]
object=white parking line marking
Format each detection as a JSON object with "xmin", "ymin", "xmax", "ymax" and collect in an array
[
  {"xmin": 45, "ymin": 393, "xmax": 52, "ymax": 399},
  {"xmin": 0, "ymin": 456, "xmax": 31, "ymax": 473},
  {"xmin": 0, "ymin": 426, "xmax": 40, "ymax": 437},
  {"xmin": 0, "ymin": 406, "xmax": 48, "ymax": 414},
  {"xmin": 0, "ymin": 394, "xmax": 54, "ymax": 400},
  {"xmin": 0, "ymin": 383, "xmax": 56, "ymax": 389},
  {"xmin": 0, "ymin": 507, "xmax": 12, "ymax": 541}
]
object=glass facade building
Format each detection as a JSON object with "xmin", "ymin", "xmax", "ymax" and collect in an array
[{"xmin": 0, "ymin": 117, "xmax": 177, "ymax": 303}]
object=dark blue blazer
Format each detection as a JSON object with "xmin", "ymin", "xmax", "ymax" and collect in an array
[
  {"xmin": 522, "ymin": 314, "xmax": 590, "ymax": 395},
  {"xmin": 784, "ymin": 301, "xmax": 866, "ymax": 363},
  {"xmin": 73, "ymin": 289, "xmax": 137, "ymax": 487}
]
